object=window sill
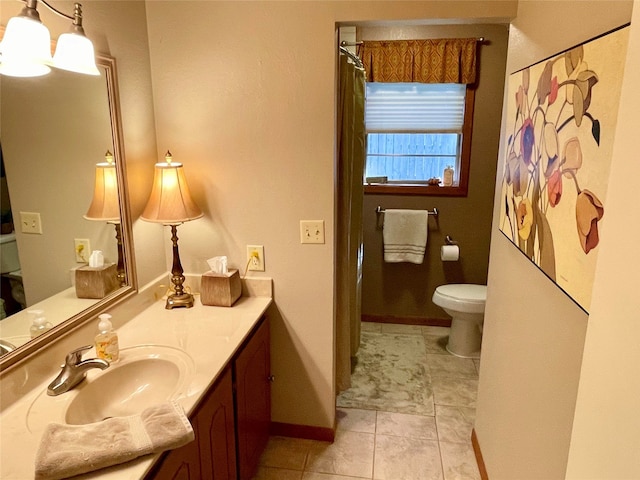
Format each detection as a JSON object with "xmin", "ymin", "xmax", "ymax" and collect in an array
[{"xmin": 364, "ymin": 184, "xmax": 468, "ymax": 196}]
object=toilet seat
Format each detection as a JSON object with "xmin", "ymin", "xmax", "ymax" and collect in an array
[
  {"xmin": 433, "ymin": 284, "xmax": 486, "ymax": 314},
  {"xmin": 0, "ymin": 232, "xmax": 20, "ymax": 274}
]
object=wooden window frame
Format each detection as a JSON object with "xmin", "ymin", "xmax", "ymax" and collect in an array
[{"xmin": 364, "ymin": 86, "xmax": 475, "ymax": 197}]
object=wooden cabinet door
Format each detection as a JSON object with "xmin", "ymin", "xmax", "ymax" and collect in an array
[
  {"xmin": 146, "ymin": 434, "xmax": 201, "ymax": 480},
  {"xmin": 234, "ymin": 317, "xmax": 271, "ymax": 480},
  {"xmin": 197, "ymin": 367, "xmax": 237, "ymax": 480}
]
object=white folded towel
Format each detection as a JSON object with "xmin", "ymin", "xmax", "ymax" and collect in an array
[
  {"xmin": 383, "ymin": 209, "xmax": 429, "ymax": 264},
  {"xmin": 34, "ymin": 401, "xmax": 194, "ymax": 480}
]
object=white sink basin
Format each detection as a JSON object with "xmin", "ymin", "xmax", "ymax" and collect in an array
[{"xmin": 27, "ymin": 345, "xmax": 194, "ymax": 431}]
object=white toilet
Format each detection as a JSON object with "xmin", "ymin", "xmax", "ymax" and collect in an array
[
  {"xmin": 0, "ymin": 232, "xmax": 26, "ymax": 310},
  {"xmin": 432, "ymin": 284, "xmax": 487, "ymax": 359},
  {"xmin": 0, "ymin": 233, "xmax": 20, "ymax": 274}
]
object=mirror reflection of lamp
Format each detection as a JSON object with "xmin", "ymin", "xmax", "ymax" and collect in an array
[
  {"xmin": 141, "ymin": 151, "xmax": 203, "ymax": 309},
  {"xmin": 84, "ymin": 150, "xmax": 125, "ymax": 286}
]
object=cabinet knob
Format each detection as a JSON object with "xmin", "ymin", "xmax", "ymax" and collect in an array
[{"xmin": 267, "ymin": 375, "xmax": 275, "ymax": 382}]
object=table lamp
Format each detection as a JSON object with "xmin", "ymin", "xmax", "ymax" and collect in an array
[{"xmin": 141, "ymin": 151, "xmax": 203, "ymax": 309}]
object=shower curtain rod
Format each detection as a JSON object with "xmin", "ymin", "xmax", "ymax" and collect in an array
[
  {"xmin": 340, "ymin": 37, "xmax": 485, "ymax": 46},
  {"xmin": 339, "ymin": 45, "xmax": 364, "ymax": 68}
]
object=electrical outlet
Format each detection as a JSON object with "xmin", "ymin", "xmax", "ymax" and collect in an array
[
  {"xmin": 300, "ymin": 220, "xmax": 325, "ymax": 244},
  {"xmin": 246, "ymin": 245, "xmax": 265, "ymax": 271},
  {"xmin": 20, "ymin": 211, "xmax": 43, "ymax": 234},
  {"xmin": 74, "ymin": 238, "xmax": 91, "ymax": 263}
]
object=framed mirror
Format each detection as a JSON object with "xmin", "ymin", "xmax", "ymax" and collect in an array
[{"xmin": 0, "ymin": 53, "xmax": 137, "ymax": 371}]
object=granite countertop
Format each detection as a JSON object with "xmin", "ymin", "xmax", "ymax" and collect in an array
[{"xmin": 0, "ymin": 282, "xmax": 272, "ymax": 480}]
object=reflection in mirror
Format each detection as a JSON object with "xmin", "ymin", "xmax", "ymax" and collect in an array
[{"xmin": 0, "ymin": 54, "xmax": 137, "ymax": 370}]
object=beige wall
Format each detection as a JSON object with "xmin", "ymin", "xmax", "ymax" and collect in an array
[
  {"xmin": 144, "ymin": 1, "xmax": 517, "ymax": 429},
  {"xmin": 360, "ymin": 23, "xmax": 508, "ymax": 321},
  {"xmin": 475, "ymin": 1, "xmax": 634, "ymax": 478},
  {"xmin": 566, "ymin": 0, "xmax": 640, "ymax": 477}
]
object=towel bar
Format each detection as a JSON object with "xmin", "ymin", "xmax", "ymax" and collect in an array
[{"xmin": 375, "ymin": 206, "xmax": 439, "ymax": 218}]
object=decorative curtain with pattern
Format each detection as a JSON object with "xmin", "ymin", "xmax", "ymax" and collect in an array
[{"xmin": 358, "ymin": 38, "xmax": 479, "ymax": 84}]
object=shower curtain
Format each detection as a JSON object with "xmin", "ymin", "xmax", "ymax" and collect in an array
[{"xmin": 336, "ymin": 53, "xmax": 366, "ymax": 393}]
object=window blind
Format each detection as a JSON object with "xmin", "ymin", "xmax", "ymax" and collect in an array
[{"xmin": 365, "ymin": 83, "xmax": 466, "ymax": 133}]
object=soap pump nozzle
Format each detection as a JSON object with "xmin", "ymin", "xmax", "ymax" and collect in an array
[{"xmin": 98, "ymin": 313, "xmax": 112, "ymax": 333}]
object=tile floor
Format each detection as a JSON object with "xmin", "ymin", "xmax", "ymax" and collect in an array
[{"xmin": 254, "ymin": 323, "xmax": 481, "ymax": 480}]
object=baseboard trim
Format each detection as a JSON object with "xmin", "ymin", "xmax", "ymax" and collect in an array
[
  {"xmin": 270, "ymin": 422, "xmax": 335, "ymax": 442},
  {"xmin": 362, "ymin": 314, "xmax": 451, "ymax": 328},
  {"xmin": 471, "ymin": 428, "xmax": 489, "ymax": 480}
]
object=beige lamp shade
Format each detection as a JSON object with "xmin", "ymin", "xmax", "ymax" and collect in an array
[
  {"xmin": 84, "ymin": 152, "xmax": 120, "ymax": 221},
  {"xmin": 141, "ymin": 152, "xmax": 203, "ymax": 224}
]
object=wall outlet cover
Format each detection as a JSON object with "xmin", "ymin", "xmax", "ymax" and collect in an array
[
  {"xmin": 246, "ymin": 245, "xmax": 265, "ymax": 271},
  {"xmin": 74, "ymin": 238, "xmax": 91, "ymax": 263}
]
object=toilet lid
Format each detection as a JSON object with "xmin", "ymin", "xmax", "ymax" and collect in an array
[
  {"xmin": 0, "ymin": 233, "xmax": 16, "ymax": 244},
  {"xmin": 435, "ymin": 284, "xmax": 486, "ymax": 304}
]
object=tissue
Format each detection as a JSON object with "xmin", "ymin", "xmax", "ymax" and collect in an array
[
  {"xmin": 89, "ymin": 250, "xmax": 104, "ymax": 268},
  {"xmin": 207, "ymin": 256, "xmax": 230, "ymax": 276}
]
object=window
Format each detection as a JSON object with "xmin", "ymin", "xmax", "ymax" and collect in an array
[{"xmin": 364, "ymin": 82, "xmax": 475, "ymax": 196}]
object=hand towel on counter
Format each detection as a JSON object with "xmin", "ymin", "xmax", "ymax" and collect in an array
[
  {"xmin": 34, "ymin": 401, "xmax": 194, "ymax": 480},
  {"xmin": 383, "ymin": 209, "xmax": 429, "ymax": 264}
]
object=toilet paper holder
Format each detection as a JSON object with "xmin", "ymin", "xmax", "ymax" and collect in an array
[{"xmin": 445, "ymin": 235, "xmax": 457, "ymax": 245}]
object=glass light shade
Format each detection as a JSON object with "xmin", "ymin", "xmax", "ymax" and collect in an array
[
  {"xmin": 141, "ymin": 162, "xmax": 203, "ymax": 225},
  {"xmin": 84, "ymin": 162, "xmax": 120, "ymax": 221},
  {"xmin": 52, "ymin": 32, "xmax": 100, "ymax": 76},
  {"xmin": 0, "ymin": 16, "xmax": 52, "ymax": 77}
]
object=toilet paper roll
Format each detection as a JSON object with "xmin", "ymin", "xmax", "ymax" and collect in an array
[{"xmin": 441, "ymin": 244, "xmax": 460, "ymax": 262}]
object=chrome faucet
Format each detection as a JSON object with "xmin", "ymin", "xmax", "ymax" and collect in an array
[
  {"xmin": 47, "ymin": 345, "xmax": 109, "ymax": 396},
  {"xmin": 0, "ymin": 339, "xmax": 17, "ymax": 357}
]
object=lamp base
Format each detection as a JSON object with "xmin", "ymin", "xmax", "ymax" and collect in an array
[{"xmin": 165, "ymin": 292, "xmax": 195, "ymax": 309}]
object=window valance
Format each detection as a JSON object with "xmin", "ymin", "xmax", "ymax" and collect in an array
[{"xmin": 358, "ymin": 38, "xmax": 479, "ymax": 84}]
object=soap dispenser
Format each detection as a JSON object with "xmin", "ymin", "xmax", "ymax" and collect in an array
[
  {"xmin": 29, "ymin": 310, "xmax": 52, "ymax": 339},
  {"xmin": 95, "ymin": 313, "xmax": 119, "ymax": 362}
]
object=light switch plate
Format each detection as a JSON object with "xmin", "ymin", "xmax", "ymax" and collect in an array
[
  {"xmin": 300, "ymin": 220, "xmax": 325, "ymax": 244},
  {"xmin": 20, "ymin": 211, "xmax": 43, "ymax": 234}
]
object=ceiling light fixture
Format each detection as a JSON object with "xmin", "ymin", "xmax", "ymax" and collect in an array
[{"xmin": 0, "ymin": 0, "xmax": 99, "ymax": 77}]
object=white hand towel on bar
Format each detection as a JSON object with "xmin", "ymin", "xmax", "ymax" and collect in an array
[
  {"xmin": 383, "ymin": 209, "xmax": 429, "ymax": 264},
  {"xmin": 34, "ymin": 401, "xmax": 194, "ymax": 480}
]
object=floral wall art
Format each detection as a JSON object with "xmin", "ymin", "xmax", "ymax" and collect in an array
[{"xmin": 499, "ymin": 26, "xmax": 629, "ymax": 313}]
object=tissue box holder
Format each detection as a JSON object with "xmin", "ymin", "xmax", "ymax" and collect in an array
[
  {"xmin": 75, "ymin": 263, "xmax": 119, "ymax": 299},
  {"xmin": 201, "ymin": 269, "xmax": 241, "ymax": 307}
]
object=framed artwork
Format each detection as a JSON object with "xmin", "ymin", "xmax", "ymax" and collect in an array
[{"xmin": 499, "ymin": 25, "xmax": 629, "ymax": 313}]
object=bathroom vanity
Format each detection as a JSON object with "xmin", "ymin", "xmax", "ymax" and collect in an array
[
  {"xmin": 0, "ymin": 278, "xmax": 272, "ymax": 480},
  {"xmin": 147, "ymin": 314, "xmax": 270, "ymax": 480}
]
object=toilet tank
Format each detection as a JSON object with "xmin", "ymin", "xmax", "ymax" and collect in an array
[{"xmin": 0, "ymin": 233, "xmax": 20, "ymax": 274}]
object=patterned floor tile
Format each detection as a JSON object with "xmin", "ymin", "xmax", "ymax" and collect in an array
[
  {"xmin": 376, "ymin": 411, "xmax": 438, "ymax": 440},
  {"xmin": 432, "ymin": 377, "xmax": 478, "ymax": 408},
  {"xmin": 439, "ymin": 441, "xmax": 481, "ymax": 480},
  {"xmin": 435, "ymin": 405, "xmax": 476, "ymax": 444},
  {"xmin": 255, "ymin": 327, "xmax": 480, "ymax": 480},
  {"xmin": 427, "ymin": 354, "xmax": 478, "ymax": 379},
  {"xmin": 306, "ymin": 431, "xmax": 375, "ymax": 478},
  {"xmin": 336, "ymin": 408, "xmax": 377, "ymax": 433},
  {"xmin": 373, "ymin": 434, "xmax": 443, "ymax": 480},
  {"xmin": 259, "ymin": 435, "xmax": 314, "ymax": 470}
]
